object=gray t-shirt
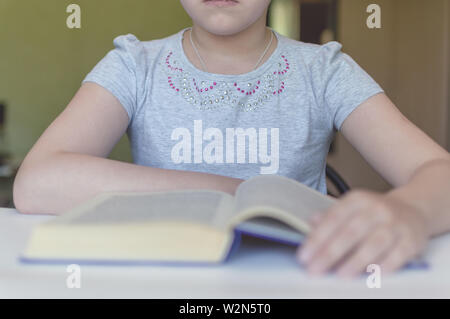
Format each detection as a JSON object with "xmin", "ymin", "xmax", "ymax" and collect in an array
[{"xmin": 82, "ymin": 27, "xmax": 384, "ymax": 195}]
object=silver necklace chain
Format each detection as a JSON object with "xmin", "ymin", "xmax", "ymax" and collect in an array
[{"xmin": 189, "ymin": 27, "xmax": 274, "ymax": 73}]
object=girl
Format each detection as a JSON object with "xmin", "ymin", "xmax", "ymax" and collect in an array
[{"xmin": 13, "ymin": 0, "xmax": 450, "ymax": 277}]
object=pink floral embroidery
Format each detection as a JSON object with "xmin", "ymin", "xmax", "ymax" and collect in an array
[{"xmin": 160, "ymin": 49, "xmax": 295, "ymax": 111}]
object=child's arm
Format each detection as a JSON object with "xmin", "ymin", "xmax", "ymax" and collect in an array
[
  {"xmin": 298, "ymin": 93, "xmax": 450, "ymax": 277},
  {"xmin": 13, "ymin": 83, "xmax": 243, "ymax": 215}
]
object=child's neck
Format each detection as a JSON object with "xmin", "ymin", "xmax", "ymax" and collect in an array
[{"xmin": 182, "ymin": 24, "xmax": 278, "ymax": 75}]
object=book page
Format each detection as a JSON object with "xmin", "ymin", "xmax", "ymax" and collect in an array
[
  {"xmin": 230, "ymin": 175, "xmax": 336, "ymax": 233},
  {"xmin": 50, "ymin": 190, "xmax": 235, "ymax": 230}
]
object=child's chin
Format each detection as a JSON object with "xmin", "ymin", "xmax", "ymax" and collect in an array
[{"xmin": 199, "ymin": 23, "xmax": 250, "ymax": 36}]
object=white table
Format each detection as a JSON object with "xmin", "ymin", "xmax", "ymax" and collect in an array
[{"xmin": 1, "ymin": 208, "xmax": 450, "ymax": 298}]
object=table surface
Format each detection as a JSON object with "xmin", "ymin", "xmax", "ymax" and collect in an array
[{"xmin": 1, "ymin": 208, "xmax": 450, "ymax": 298}]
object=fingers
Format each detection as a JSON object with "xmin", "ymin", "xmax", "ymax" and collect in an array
[
  {"xmin": 378, "ymin": 237, "xmax": 420, "ymax": 274},
  {"xmin": 335, "ymin": 226, "xmax": 399, "ymax": 277},
  {"xmin": 297, "ymin": 189, "xmax": 428, "ymax": 277},
  {"xmin": 309, "ymin": 213, "xmax": 323, "ymax": 227},
  {"xmin": 304, "ymin": 212, "xmax": 385, "ymax": 275},
  {"xmin": 298, "ymin": 191, "xmax": 369, "ymax": 264}
]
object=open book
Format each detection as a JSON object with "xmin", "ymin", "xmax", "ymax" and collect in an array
[{"xmin": 21, "ymin": 175, "xmax": 336, "ymax": 265}]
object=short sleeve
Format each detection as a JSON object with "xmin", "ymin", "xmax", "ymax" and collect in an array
[
  {"xmin": 309, "ymin": 41, "xmax": 384, "ymax": 131},
  {"xmin": 82, "ymin": 34, "xmax": 140, "ymax": 125}
]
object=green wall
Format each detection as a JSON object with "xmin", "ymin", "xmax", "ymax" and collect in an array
[{"xmin": 0, "ymin": 0, "xmax": 192, "ymax": 164}]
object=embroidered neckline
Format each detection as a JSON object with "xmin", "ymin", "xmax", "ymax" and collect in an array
[{"xmin": 159, "ymin": 27, "xmax": 296, "ymax": 112}]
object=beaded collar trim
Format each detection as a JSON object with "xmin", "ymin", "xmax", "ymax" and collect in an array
[{"xmin": 159, "ymin": 29, "xmax": 296, "ymax": 112}]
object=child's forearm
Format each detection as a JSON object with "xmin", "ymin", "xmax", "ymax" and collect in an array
[
  {"xmin": 386, "ymin": 157, "xmax": 450, "ymax": 237},
  {"xmin": 13, "ymin": 151, "xmax": 244, "ymax": 215}
]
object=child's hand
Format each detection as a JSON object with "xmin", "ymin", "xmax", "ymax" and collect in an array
[{"xmin": 297, "ymin": 189, "xmax": 430, "ymax": 277}]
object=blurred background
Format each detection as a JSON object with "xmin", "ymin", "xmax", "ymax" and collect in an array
[{"xmin": 0, "ymin": 0, "xmax": 449, "ymax": 206}]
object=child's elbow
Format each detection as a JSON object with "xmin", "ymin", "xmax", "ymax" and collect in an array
[{"xmin": 12, "ymin": 166, "xmax": 39, "ymax": 215}]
